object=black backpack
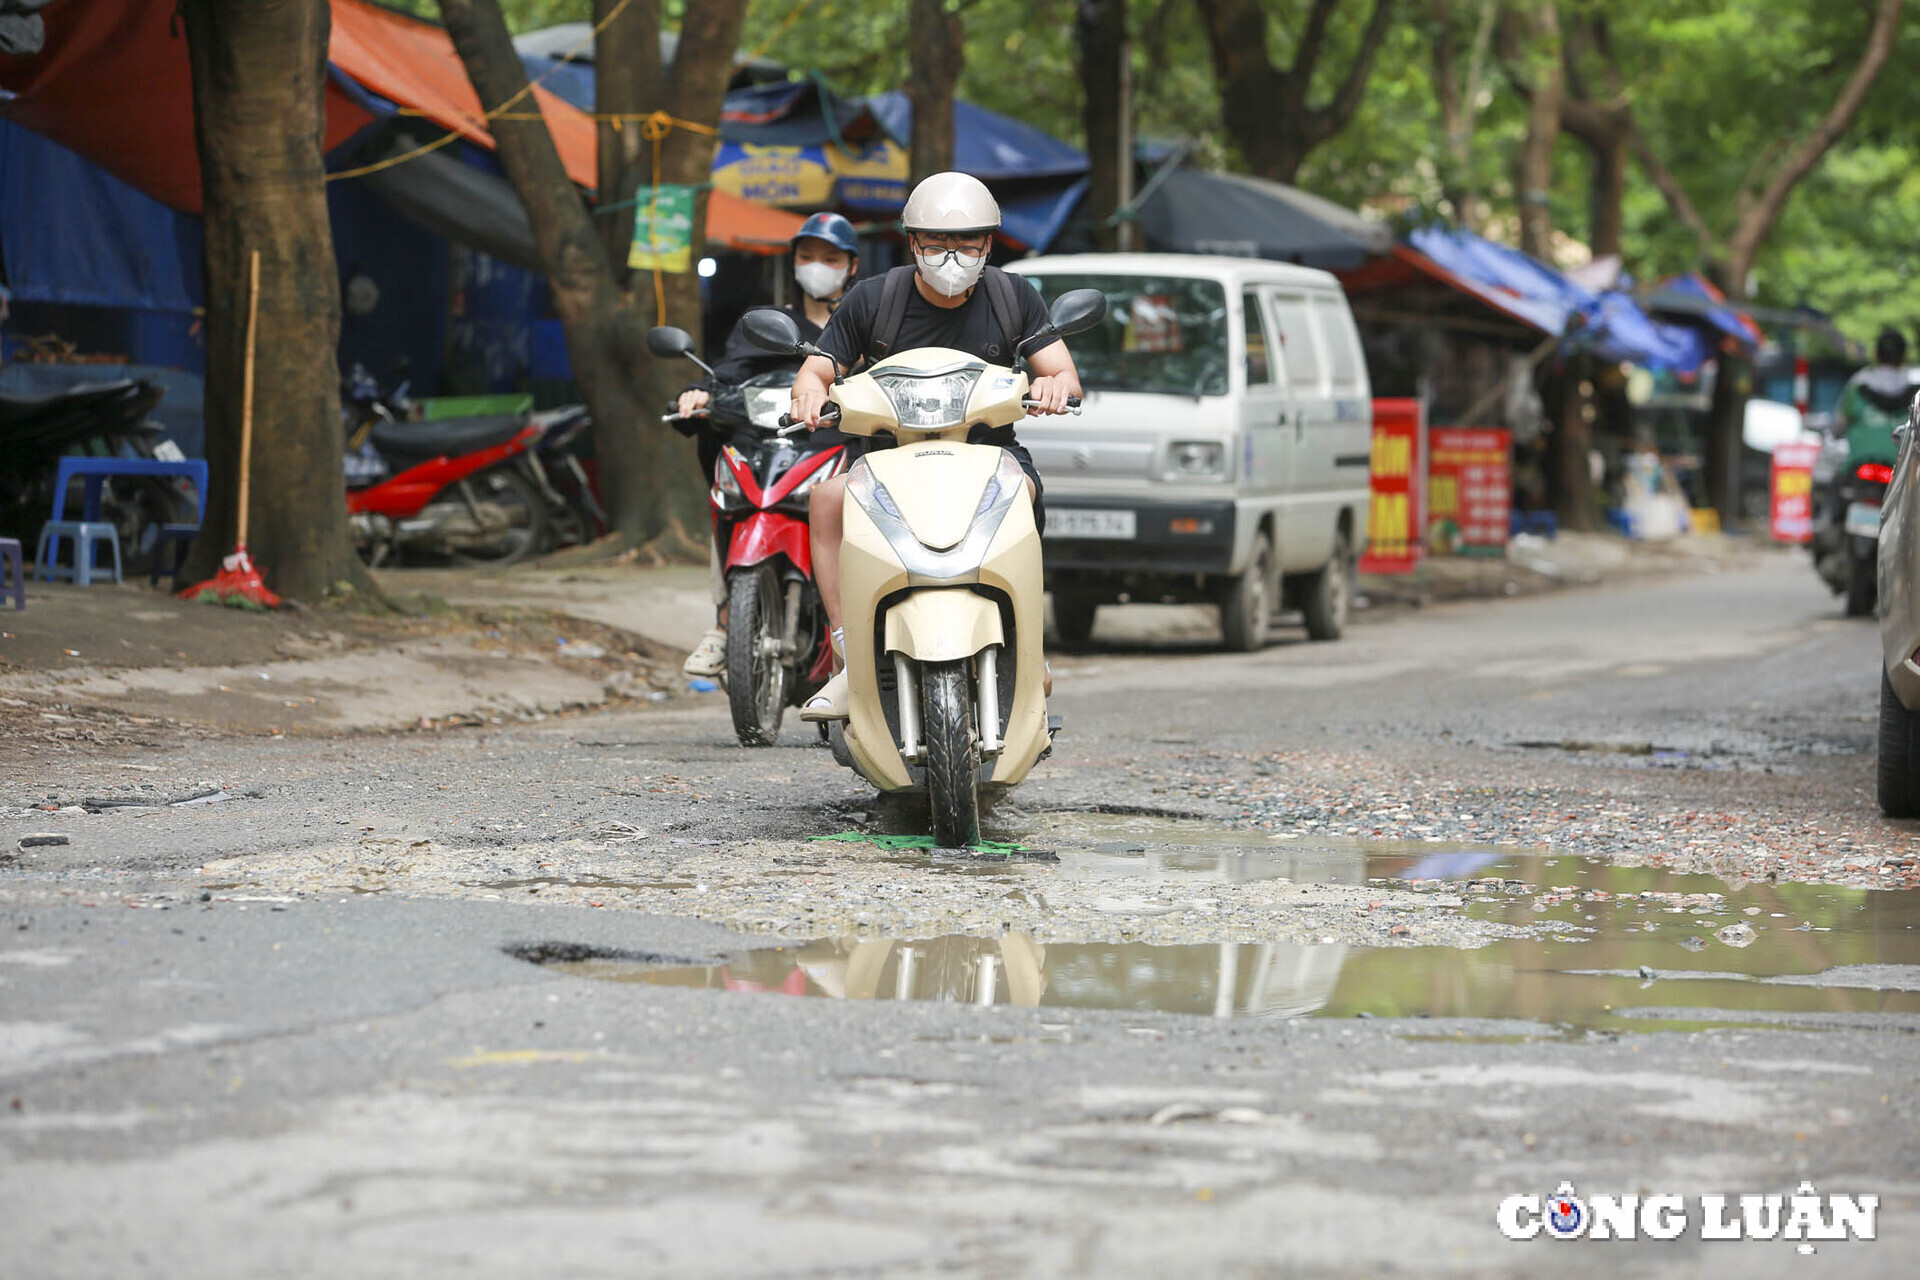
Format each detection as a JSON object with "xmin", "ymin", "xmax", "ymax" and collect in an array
[{"xmin": 862, "ymin": 264, "xmax": 1029, "ymax": 370}]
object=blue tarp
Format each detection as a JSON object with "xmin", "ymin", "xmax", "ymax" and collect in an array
[
  {"xmin": 1407, "ymin": 225, "xmax": 1709, "ymax": 372},
  {"xmin": 1646, "ymin": 271, "xmax": 1765, "ymax": 350},
  {"xmin": 0, "ymin": 116, "xmax": 201, "ymax": 313},
  {"xmin": 864, "ymin": 92, "xmax": 1088, "ymax": 183}
]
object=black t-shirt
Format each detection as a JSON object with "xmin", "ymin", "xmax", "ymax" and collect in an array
[{"xmin": 816, "ymin": 269, "xmax": 1061, "ymax": 372}]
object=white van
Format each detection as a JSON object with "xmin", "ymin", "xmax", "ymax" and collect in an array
[{"xmin": 1008, "ymin": 254, "xmax": 1372, "ymax": 650}]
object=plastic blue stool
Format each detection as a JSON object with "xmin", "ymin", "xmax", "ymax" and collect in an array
[
  {"xmin": 0, "ymin": 536, "xmax": 23, "ymax": 609},
  {"xmin": 34, "ymin": 520, "xmax": 123, "ymax": 585}
]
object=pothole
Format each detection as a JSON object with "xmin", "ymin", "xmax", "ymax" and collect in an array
[{"xmin": 506, "ymin": 855, "xmax": 1920, "ymax": 1034}]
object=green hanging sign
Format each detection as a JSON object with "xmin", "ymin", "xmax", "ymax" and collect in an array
[{"xmin": 629, "ymin": 185, "xmax": 695, "ymax": 273}]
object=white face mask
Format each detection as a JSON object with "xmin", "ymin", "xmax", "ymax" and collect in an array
[
  {"xmin": 915, "ymin": 247, "xmax": 986, "ymax": 297},
  {"xmin": 794, "ymin": 261, "xmax": 849, "ymax": 300}
]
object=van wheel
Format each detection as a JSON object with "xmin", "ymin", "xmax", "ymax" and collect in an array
[
  {"xmin": 1052, "ymin": 589, "xmax": 1099, "ymax": 648},
  {"xmin": 1879, "ymin": 668, "xmax": 1920, "ymax": 817},
  {"xmin": 1302, "ymin": 529, "xmax": 1353, "ymax": 642},
  {"xmin": 1220, "ymin": 533, "xmax": 1273, "ymax": 653}
]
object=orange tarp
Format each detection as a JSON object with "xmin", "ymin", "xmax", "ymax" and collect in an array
[{"xmin": 0, "ymin": 0, "xmax": 800, "ymax": 252}]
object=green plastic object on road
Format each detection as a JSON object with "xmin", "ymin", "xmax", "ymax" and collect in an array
[{"xmin": 809, "ymin": 832, "xmax": 1030, "ymax": 855}]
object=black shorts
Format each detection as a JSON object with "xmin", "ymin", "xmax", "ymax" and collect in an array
[{"xmin": 848, "ymin": 425, "xmax": 1045, "ymax": 526}]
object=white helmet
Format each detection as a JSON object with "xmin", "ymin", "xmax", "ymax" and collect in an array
[{"xmin": 901, "ymin": 171, "xmax": 1000, "ymax": 234}]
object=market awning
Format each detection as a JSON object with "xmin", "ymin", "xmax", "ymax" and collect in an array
[
  {"xmin": 1643, "ymin": 271, "xmax": 1766, "ymax": 350},
  {"xmin": 1371, "ymin": 226, "xmax": 1711, "ymax": 371},
  {"xmin": 1131, "ymin": 166, "xmax": 1391, "ymax": 270},
  {"xmin": 0, "ymin": 0, "xmax": 801, "ymax": 252}
]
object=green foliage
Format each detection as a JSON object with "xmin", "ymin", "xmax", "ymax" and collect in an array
[{"xmin": 421, "ymin": 0, "xmax": 1917, "ymax": 339}]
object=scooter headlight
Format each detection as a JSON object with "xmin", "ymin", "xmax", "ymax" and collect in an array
[{"xmin": 871, "ymin": 364, "xmax": 984, "ymax": 430}]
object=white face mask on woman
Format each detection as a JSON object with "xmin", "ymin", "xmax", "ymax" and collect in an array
[
  {"xmin": 915, "ymin": 246, "xmax": 986, "ymax": 297},
  {"xmin": 794, "ymin": 261, "xmax": 849, "ymax": 300}
]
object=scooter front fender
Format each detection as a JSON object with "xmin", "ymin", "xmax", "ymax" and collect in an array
[
  {"xmin": 883, "ymin": 589, "xmax": 1004, "ymax": 661},
  {"xmin": 727, "ymin": 511, "xmax": 812, "ymax": 576}
]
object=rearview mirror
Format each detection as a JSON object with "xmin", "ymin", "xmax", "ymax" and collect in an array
[
  {"xmin": 645, "ymin": 326, "xmax": 696, "ymax": 360},
  {"xmin": 742, "ymin": 308, "xmax": 806, "ymax": 355},
  {"xmin": 1049, "ymin": 288, "xmax": 1108, "ymax": 337}
]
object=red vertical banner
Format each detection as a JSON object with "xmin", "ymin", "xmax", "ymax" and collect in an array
[
  {"xmin": 1770, "ymin": 441, "xmax": 1820, "ymax": 543},
  {"xmin": 1358, "ymin": 398, "xmax": 1425, "ymax": 575},
  {"xmin": 1427, "ymin": 427, "xmax": 1513, "ymax": 556}
]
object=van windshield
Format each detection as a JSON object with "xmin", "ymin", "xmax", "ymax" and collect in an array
[{"xmin": 1026, "ymin": 274, "xmax": 1229, "ymax": 397}]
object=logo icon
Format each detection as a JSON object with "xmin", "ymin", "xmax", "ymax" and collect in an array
[{"xmin": 1545, "ymin": 1182, "xmax": 1587, "ymax": 1239}]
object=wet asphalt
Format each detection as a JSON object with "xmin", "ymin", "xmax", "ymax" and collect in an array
[{"xmin": 3, "ymin": 551, "xmax": 1918, "ymax": 1277}]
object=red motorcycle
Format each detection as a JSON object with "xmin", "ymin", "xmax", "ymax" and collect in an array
[
  {"xmin": 342, "ymin": 367, "xmax": 552, "ymax": 567},
  {"xmin": 649, "ymin": 325, "xmax": 843, "ymax": 746}
]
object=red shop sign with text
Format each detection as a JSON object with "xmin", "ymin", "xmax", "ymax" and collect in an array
[
  {"xmin": 1770, "ymin": 441, "xmax": 1820, "ymax": 543},
  {"xmin": 1358, "ymin": 398, "xmax": 1424, "ymax": 575},
  {"xmin": 1427, "ymin": 426, "xmax": 1512, "ymax": 556}
]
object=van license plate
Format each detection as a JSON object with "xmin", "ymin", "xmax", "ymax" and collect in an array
[
  {"xmin": 1845, "ymin": 502, "xmax": 1882, "ymax": 538},
  {"xmin": 1046, "ymin": 509, "xmax": 1136, "ymax": 540}
]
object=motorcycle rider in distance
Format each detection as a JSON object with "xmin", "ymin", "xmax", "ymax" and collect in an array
[
  {"xmin": 678, "ymin": 212, "xmax": 861, "ymax": 678},
  {"xmin": 1835, "ymin": 325, "xmax": 1914, "ymax": 455},
  {"xmin": 786, "ymin": 171, "xmax": 1083, "ymax": 722}
]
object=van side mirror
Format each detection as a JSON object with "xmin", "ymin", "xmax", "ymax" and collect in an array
[
  {"xmin": 1048, "ymin": 288, "xmax": 1108, "ymax": 337},
  {"xmin": 741, "ymin": 308, "xmax": 808, "ymax": 355}
]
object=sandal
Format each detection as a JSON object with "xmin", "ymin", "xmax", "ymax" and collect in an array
[{"xmin": 681, "ymin": 627, "xmax": 727, "ymax": 677}]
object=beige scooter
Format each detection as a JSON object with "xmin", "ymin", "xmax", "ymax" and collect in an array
[{"xmin": 741, "ymin": 290, "xmax": 1106, "ymax": 846}]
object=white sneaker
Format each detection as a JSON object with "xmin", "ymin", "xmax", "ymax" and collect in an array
[
  {"xmin": 682, "ymin": 628, "xmax": 726, "ymax": 677},
  {"xmin": 800, "ymin": 668, "xmax": 850, "ymax": 722}
]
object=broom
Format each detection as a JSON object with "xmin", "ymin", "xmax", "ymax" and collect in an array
[{"xmin": 181, "ymin": 249, "xmax": 282, "ymax": 610}]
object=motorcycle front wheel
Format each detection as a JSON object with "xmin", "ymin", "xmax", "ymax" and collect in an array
[
  {"xmin": 921, "ymin": 659, "xmax": 980, "ymax": 848},
  {"xmin": 726, "ymin": 564, "xmax": 787, "ymax": 746}
]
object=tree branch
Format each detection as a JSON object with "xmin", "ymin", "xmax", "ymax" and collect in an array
[
  {"xmin": 1293, "ymin": 0, "xmax": 1340, "ymax": 87},
  {"xmin": 1629, "ymin": 124, "xmax": 1715, "ymax": 254},
  {"xmin": 1728, "ymin": 0, "xmax": 1902, "ymax": 265},
  {"xmin": 1317, "ymin": 0, "xmax": 1399, "ymax": 137}
]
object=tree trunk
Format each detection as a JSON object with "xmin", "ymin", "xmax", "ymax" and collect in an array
[
  {"xmin": 1549, "ymin": 356, "xmax": 1597, "ymax": 533},
  {"xmin": 1076, "ymin": 0, "xmax": 1127, "ymax": 252},
  {"xmin": 1429, "ymin": 0, "xmax": 1496, "ymax": 232},
  {"xmin": 907, "ymin": 0, "xmax": 963, "ymax": 185},
  {"xmin": 1705, "ymin": 355, "xmax": 1747, "ymax": 523},
  {"xmin": 439, "ymin": 0, "xmax": 744, "ymax": 545},
  {"xmin": 1586, "ymin": 127, "xmax": 1625, "ymax": 259},
  {"xmin": 1197, "ymin": 0, "xmax": 1398, "ymax": 185},
  {"xmin": 593, "ymin": 0, "xmax": 662, "ymax": 282},
  {"xmin": 1513, "ymin": 2, "xmax": 1561, "ymax": 261},
  {"xmin": 181, "ymin": 0, "xmax": 361, "ymax": 601}
]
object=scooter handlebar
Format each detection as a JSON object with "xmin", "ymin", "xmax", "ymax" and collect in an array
[
  {"xmin": 1022, "ymin": 396, "xmax": 1083, "ymax": 414},
  {"xmin": 778, "ymin": 402, "xmax": 841, "ymax": 432}
]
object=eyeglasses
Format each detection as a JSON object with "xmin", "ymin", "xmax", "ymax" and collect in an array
[{"xmin": 913, "ymin": 232, "xmax": 990, "ymax": 253}]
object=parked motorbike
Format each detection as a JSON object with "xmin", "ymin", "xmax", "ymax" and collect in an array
[
  {"xmin": 647, "ymin": 325, "xmax": 845, "ymax": 747},
  {"xmin": 339, "ymin": 364, "xmax": 596, "ymax": 566},
  {"xmin": 0, "ymin": 377, "xmax": 195, "ymax": 567},
  {"xmin": 738, "ymin": 288, "xmax": 1106, "ymax": 845}
]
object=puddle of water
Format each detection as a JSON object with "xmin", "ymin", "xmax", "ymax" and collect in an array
[{"xmin": 519, "ymin": 851, "xmax": 1920, "ymax": 1033}]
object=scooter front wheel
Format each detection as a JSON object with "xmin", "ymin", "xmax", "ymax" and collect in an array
[
  {"xmin": 921, "ymin": 659, "xmax": 980, "ymax": 848},
  {"xmin": 727, "ymin": 565, "xmax": 787, "ymax": 746}
]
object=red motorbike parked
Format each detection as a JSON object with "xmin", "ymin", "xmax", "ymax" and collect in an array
[
  {"xmin": 649, "ymin": 324, "xmax": 844, "ymax": 746},
  {"xmin": 341, "ymin": 366, "xmax": 554, "ymax": 567}
]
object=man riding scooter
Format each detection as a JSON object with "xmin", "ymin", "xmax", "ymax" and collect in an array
[
  {"xmin": 786, "ymin": 172, "xmax": 1083, "ymax": 722},
  {"xmin": 677, "ymin": 212, "xmax": 861, "ymax": 678}
]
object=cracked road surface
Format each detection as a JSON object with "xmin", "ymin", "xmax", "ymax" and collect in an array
[{"xmin": 2, "ymin": 553, "xmax": 1917, "ymax": 1277}]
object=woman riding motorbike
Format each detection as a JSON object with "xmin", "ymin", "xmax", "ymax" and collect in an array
[{"xmin": 677, "ymin": 212, "xmax": 861, "ymax": 678}]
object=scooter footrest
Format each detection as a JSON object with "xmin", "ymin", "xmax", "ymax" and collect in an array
[{"xmin": 1047, "ymin": 714, "xmax": 1064, "ymax": 734}]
